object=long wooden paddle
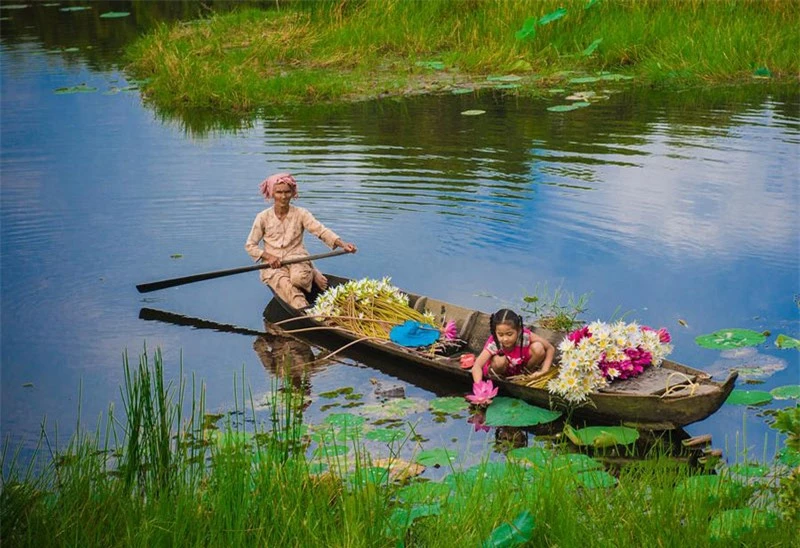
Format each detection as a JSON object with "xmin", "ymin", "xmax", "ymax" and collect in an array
[{"xmin": 136, "ymin": 249, "xmax": 349, "ymax": 293}]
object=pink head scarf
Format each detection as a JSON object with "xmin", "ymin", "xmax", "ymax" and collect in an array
[{"xmin": 259, "ymin": 173, "xmax": 298, "ymax": 200}]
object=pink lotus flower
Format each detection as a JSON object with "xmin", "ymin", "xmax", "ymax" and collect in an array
[
  {"xmin": 657, "ymin": 328, "xmax": 671, "ymax": 344},
  {"xmin": 468, "ymin": 410, "xmax": 490, "ymax": 432},
  {"xmin": 466, "ymin": 380, "xmax": 498, "ymax": 406},
  {"xmin": 443, "ymin": 320, "xmax": 458, "ymax": 340},
  {"xmin": 460, "ymin": 353, "xmax": 476, "ymax": 370},
  {"xmin": 568, "ymin": 326, "xmax": 592, "ymax": 344}
]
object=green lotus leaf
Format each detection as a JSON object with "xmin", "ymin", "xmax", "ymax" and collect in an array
[
  {"xmin": 347, "ymin": 466, "xmax": 390, "ymax": 489},
  {"xmin": 485, "ymin": 397, "xmax": 561, "ymax": 427},
  {"xmin": 576, "ymin": 469, "xmax": 617, "ymax": 489},
  {"xmin": 451, "ymin": 88, "xmax": 473, "ymax": 95},
  {"xmin": 0, "ymin": 4, "xmax": 30, "ymax": 9},
  {"xmin": 547, "ymin": 103, "xmax": 589, "ymax": 112},
  {"xmin": 54, "ymin": 84, "xmax": 97, "ymax": 94},
  {"xmin": 445, "ymin": 462, "xmax": 511, "ymax": 489},
  {"xmin": 507, "ymin": 446, "xmax": 551, "ymax": 466},
  {"xmin": 514, "ymin": 16, "xmax": 537, "ymax": 40},
  {"xmin": 600, "ymin": 73, "xmax": 633, "ymax": 81},
  {"xmin": 461, "ymin": 109, "xmax": 486, "ymax": 116},
  {"xmin": 99, "ymin": 11, "xmax": 129, "ymax": 18},
  {"xmin": 415, "ymin": 61, "xmax": 444, "ymax": 70},
  {"xmin": 752, "ymin": 66, "xmax": 772, "ymax": 79},
  {"xmin": 539, "ymin": 7, "xmax": 567, "ymax": 25},
  {"xmin": 728, "ymin": 463, "xmax": 769, "ymax": 477},
  {"xmin": 568, "ymin": 76, "xmax": 601, "ymax": 84},
  {"xmin": 394, "ymin": 481, "xmax": 451, "ymax": 504},
  {"xmin": 494, "ymin": 83, "xmax": 521, "ymax": 90},
  {"xmin": 777, "ymin": 447, "xmax": 800, "ymax": 467},
  {"xmin": 564, "ymin": 425, "xmax": 640, "ymax": 447},
  {"xmin": 675, "ymin": 475, "xmax": 745, "ymax": 505},
  {"xmin": 324, "ymin": 412, "xmax": 365, "ymax": 429},
  {"xmin": 708, "ymin": 508, "xmax": 777, "ymax": 540},
  {"xmin": 487, "ymin": 75, "xmax": 522, "ymax": 82},
  {"xmin": 313, "ymin": 443, "xmax": 349, "ymax": 458},
  {"xmin": 770, "ymin": 385, "xmax": 800, "ymax": 400},
  {"xmin": 551, "ymin": 453, "xmax": 603, "ymax": 473},
  {"xmin": 582, "ymin": 38, "xmax": 602, "ymax": 56},
  {"xmin": 359, "ymin": 397, "xmax": 428, "ymax": 417},
  {"xmin": 725, "ymin": 389, "xmax": 772, "ymax": 406},
  {"xmin": 415, "ymin": 448, "xmax": 457, "ymax": 467},
  {"xmin": 775, "ymin": 334, "xmax": 800, "ymax": 349},
  {"xmin": 59, "ymin": 6, "xmax": 90, "ymax": 11},
  {"xmin": 429, "ymin": 396, "xmax": 469, "ymax": 414},
  {"xmin": 365, "ymin": 428, "xmax": 406, "ymax": 443},
  {"xmin": 696, "ymin": 328, "xmax": 766, "ymax": 349},
  {"xmin": 213, "ymin": 430, "xmax": 253, "ymax": 449},
  {"xmin": 387, "ymin": 503, "xmax": 442, "ymax": 536},
  {"xmin": 482, "ymin": 510, "xmax": 535, "ymax": 547}
]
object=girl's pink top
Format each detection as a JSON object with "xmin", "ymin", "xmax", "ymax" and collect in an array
[{"xmin": 483, "ymin": 327, "xmax": 534, "ymax": 376}]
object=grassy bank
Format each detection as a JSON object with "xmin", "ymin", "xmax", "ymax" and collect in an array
[
  {"xmin": 124, "ymin": 0, "xmax": 799, "ymax": 112},
  {"xmin": 2, "ymin": 350, "xmax": 798, "ymax": 546}
]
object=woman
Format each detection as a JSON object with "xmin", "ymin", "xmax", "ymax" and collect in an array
[{"xmin": 245, "ymin": 173, "xmax": 357, "ymax": 308}]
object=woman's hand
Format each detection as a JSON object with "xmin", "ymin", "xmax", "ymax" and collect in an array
[
  {"xmin": 335, "ymin": 239, "xmax": 357, "ymax": 253},
  {"xmin": 261, "ymin": 253, "xmax": 282, "ymax": 268}
]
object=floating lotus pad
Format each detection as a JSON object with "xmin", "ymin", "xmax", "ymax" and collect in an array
[
  {"xmin": 0, "ymin": 4, "xmax": 30, "ymax": 9},
  {"xmin": 450, "ymin": 88, "xmax": 473, "ymax": 95},
  {"xmin": 99, "ymin": 11, "xmax": 129, "ymax": 18},
  {"xmin": 414, "ymin": 447, "xmax": 457, "ymax": 467},
  {"xmin": 493, "ymin": 84, "xmax": 521, "ymax": 90},
  {"xmin": 708, "ymin": 508, "xmax": 777, "ymax": 541},
  {"xmin": 485, "ymin": 397, "xmax": 561, "ymax": 427},
  {"xmin": 696, "ymin": 328, "xmax": 766, "ymax": 349},
  {"xmin": 313, "ymin": 443, "xmax": 349, "ymax": 458},
  {"xmin": 429, "ymin": 396, "xmax": 469, "ymax": 415},
  {"xmin": 564, "ymin": 425, "xmax": 640, "ymax": 447},
  {"xmin": 770, "ymin": 385, "xmax": 800, "ymax": 400},
  {"xmin": 487, "ymin": 75, "xmax": 522, "ymax": 82},
  {"xmin": 461, "ymin": 109, "xmax": 486, "ymax": 116},
  {"xmin": 324, "ymin": 412, "xmax": 365, "ymax": 429},
  {"xmin": 364, "ymin": 428, "xmax": 406, "ymax": 443},
  {"xmin": 59, "ymin": 6, "xmax": 90, "ymax": 11},
  {"xmin": 725, "ymin": 389, "xmax": 773, "ymax": 406},
  {"xmin": 347, "ymin": 466, "xmax": 390, "ymax": 489},
  {"xmin": 444, "ymin": 462, "xmax": 511, "ymax": 489},
  {"xmin": 547, "ymin": 102, "xmax": 591, "ymax": 112},
  {"xmin": 775, "ymin": 334, "xmax": 800, "ymax": 349},
  {"xmin": 54, "ymin": 84, "xmax": 97, "ymax": 94},
  {"xmin": 415, "ymin": 61, "xmax": 444, "ymax": 70}
]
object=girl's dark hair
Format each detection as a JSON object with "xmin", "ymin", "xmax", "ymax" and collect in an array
[{"xmin": 489, "ymin": 309, "xmax": 523, "ymax": 356}]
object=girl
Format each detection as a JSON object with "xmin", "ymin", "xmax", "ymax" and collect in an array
[{"xmin": 471, "ymin": 309, "xmax": 554, "ymax": 383}]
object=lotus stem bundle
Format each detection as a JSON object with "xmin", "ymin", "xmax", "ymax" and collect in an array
[{"xmin": 307, "ymin": 277, "xmax": 436, "ymax": 340}]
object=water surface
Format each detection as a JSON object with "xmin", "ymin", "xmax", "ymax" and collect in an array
[{"xmin": 2, "ymin": 2, "xmax": 798, "ymax": 466}]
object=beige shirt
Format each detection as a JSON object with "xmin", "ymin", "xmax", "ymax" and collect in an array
[{"xmin": 245, "ymin": 205, "xmax": 340, "ymax": 262}]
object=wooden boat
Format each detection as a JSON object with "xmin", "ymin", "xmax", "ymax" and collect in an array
[{"xmin": 268, "ymin": 274, "xmax": 738, "ymax": 430}]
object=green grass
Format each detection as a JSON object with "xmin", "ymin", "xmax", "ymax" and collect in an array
[
  {"xmin": 124, "ymin": 0, "xmax": 799, "ymax": 112},
  {"xmin": 2, "ymin": 349, "xmax": 798, "ymax": 546}
]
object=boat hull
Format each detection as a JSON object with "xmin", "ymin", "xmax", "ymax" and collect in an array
[{"xmin": 266, "ymin": 275, "xmax": 737, "ymax": 429}]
